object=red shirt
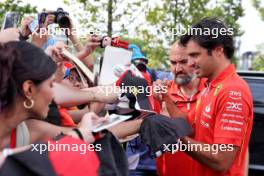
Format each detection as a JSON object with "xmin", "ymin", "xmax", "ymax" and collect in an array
[
  {"xmin": 10, "ymin": 129, "xmax": 16, "ymax": 148},
  {"xmin": 190, "ymin": 64, "xmax": 253, "ymax": 176},
  {"xmin": 156, "ymin": 79, "xmax": 205, "ymax": 176},
  {"xmin": 59, "ymin": 108, "xmax": 77, "ymax": 127},
  {"xmin": 49, "ymin": 136, "xmax": 99, "ymax": 176}
]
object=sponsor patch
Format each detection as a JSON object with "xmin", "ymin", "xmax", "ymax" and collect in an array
[
  {"xmin": 229, "ymin": 91, "xmax": 242, "ymax": 100},
  {"xmin": 214, "ymin": 84, "xmax": 222, "ymax": 96},
  {"xmin": 226, "ymin": 102, "xmax": 242, "ymax": 112}
]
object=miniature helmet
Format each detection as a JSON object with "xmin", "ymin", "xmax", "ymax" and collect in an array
[{"xmin": 128, "ymin": 44, "xmax": 148, "ymax": 64}]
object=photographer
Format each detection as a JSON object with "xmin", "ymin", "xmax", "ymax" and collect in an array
[{"xmin": 18, "ymin": 9, "xmax": 77, "ymax": 50}]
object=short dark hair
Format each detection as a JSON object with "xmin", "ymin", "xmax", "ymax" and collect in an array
[
  {"xmin": 0, "ymin": 41, "xmax": 57, "ymax": 109},
  {"xmin": 180, "ymin": 17, "xmax": 235, "ymax": 59}
]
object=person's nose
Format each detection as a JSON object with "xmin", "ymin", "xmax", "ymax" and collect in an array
[
  {"xmin": 187, "ymin": 57, "xmax": 196, "ymax": 68},
  {"xmin": 175, "ymin": 63, "xmax": 183, "ymax": 73}
]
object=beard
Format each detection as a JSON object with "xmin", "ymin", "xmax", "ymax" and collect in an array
[{"xmin": 174, "ymin": 74, "xmax": 194, "ymax": 86}]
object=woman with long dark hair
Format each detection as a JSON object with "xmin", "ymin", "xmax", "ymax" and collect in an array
[{"xmin": 0, "ymin": 41, "xmax": 103, "ymax": 175}]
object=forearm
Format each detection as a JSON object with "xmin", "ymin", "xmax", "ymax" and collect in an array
[
  {"xmin": 108, "ymin": 119, "xmax": 143, "ymax": 139},
  {"xmin": 68, "ymin": 108, "xmax": 90, "ymax": 123},
  {"xmin": 76, "ymin": 49, "xmax": 89, "ymax": 61},
  {"xmin": 53, "ymin": 83, "xmax": 95, "ymax": 107},
  {"xmin": 76, "ymin": 51, "xmax": 95, "ymax": 69},
  {"xmin": 53, "ymin": 83, "xmax": 119, "ymax": 107},
  {"xmin": 182, "ymin": 136, "xmax": 237, "ymax": 172},
  {"xmin": 27, "ymin": 119, "xmax": 94, "ymax": 144},
  {"xmin": 89, "ymin": 102, "xmax": 106, "ymax": 114},
  {"xmin": 69, "ymin": 34, "xmax": 83, "ymax": 52},
  {"xmin": 27, "ymin": 119, "xmax": 72, "ymax": 143},
  {"xmin": 76, "ymin": 51, "xmax": 98, "ymax": 72},
  {"xmin": 81, "ymin": 85, "xmax": 119, "ymax": 103}
]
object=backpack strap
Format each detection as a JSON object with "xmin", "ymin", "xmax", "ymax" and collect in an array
[{"xmin": 16, "ymin": 121, "xmax": 30, "ymax": 147}]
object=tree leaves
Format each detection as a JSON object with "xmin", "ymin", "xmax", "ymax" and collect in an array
[
  {"xmin": 252, "ymin": 53, "xmax": 264, "ymax": 71},
  {"xmin": 0, "ymin": 0, "xmax": 245, "ymax": 70},
  {"xmin": 252, "ymin": 0, "xmax": 264, "ymax": 21},
  {"xmin": 0, "ymin": 0, "xmax": 37, "ymax": 26}
]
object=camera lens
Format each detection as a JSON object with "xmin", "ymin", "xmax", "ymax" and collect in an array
[
  {"xmin": 57, "ymin": 15, "xmax": 70, "ymax": 28},
  {"xmin": 55, "ymin": 8, "xmax": 70, "ymax": 29}
]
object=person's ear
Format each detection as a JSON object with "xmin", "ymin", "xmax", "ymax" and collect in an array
[
  {"xmin": 22, "ymin": 80, "xmax": 36, "ymax": 99},
  {"xmin": 213, "ymin": 46, "xmax": 224, "ymax": 58}
]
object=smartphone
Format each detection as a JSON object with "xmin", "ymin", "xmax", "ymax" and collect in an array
[
  {"xmin": 1, "ymin": 12, "xmax": 20, "ymax": 31},
  {"xmin": 28, "ymin": 18, "xmax": 39, "ymax": 33}
]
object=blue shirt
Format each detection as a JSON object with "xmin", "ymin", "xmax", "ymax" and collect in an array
[{"xmin": 126, "ymin": 136, "xmax": 156, "ymax": 171}]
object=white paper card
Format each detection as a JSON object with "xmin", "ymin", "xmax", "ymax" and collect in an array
[
  {"xmin": 99, "ymin": 46, "xmax": 132, "ymax": 85},
  {"xmin": 92, "ymin": 114, "xmax": 132, "ymax": 133}
]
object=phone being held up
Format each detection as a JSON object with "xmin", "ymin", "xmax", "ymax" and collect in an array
[{"xmin": 1, "ymin": 12, "xmax": 20, "ymax": 31}]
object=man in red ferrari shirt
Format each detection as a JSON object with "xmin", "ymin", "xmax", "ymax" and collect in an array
[{"xmin": 178, "ymin": 17, "xmax": 253, "ymax": 176}]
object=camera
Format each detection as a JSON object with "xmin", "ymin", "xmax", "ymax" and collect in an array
[
  {"xmin": 1, "ymin": 12, "xmax": 20, "ymax": 30},
  {"xmin": 39, "ymin": 8, "xmax": 70, "ymax": 28}
]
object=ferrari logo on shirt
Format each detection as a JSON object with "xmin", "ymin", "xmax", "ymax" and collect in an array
[
  {"xmin": 205, "ymin": 103, "xmax": 211, "ymax": 113},
  {"xmin": 214, "ymin": 84, "xmax": 222, "ymax": 96},
  {"xmin": 203, "ymin": 103, "xmax": 212, "ymax": 119}
]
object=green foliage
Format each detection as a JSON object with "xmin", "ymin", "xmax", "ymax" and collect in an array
[
  {"xmin": 252, "ymin": 44, "xmax": 264, "ymax": 71},
  {"xmin": 0, "ymin": 0, "xmax": 37, "ymax": 25},
  {"xmin": 252, "ymin": 54, "xmax": 264, "ymax": 71},
  {"xmin": 252, "ymin": 0, "xmax": 264, "ymax": 21},
  {"xmin": 145, "ymin": 0, "xmax": 244, "ymax": 44},
  {"xmin": 141, "ymin": 0, "xmax": 244, "ymax": 68},
  {"xmin": 123, "ymin": 37, "xmax": 168, "ymax": 69},
  {"xmin": 64, "ymin": 0, "xmax": 245, "ymax": 69},
  {"xmin": 0, "ymin": 0, "xmax": 245, "ymax": 70},
  {"xmin": 64, "ymin": 0, "xmax": 149, "ymax": 37}
]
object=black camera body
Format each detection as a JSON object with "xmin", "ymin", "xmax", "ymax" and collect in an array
[{"xmin": 39, "ymin": 8, "xmax": 70, "ymax": 28}]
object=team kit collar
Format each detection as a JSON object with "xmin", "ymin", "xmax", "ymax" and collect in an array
[{"xmin": 207, "ymin": 64, "xmax": 236, "ymax": 88}]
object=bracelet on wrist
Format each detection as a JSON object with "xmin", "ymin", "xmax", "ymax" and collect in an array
[{"xmin": 72, "ymin": 128, "xmax": 84, "ymax": 140}]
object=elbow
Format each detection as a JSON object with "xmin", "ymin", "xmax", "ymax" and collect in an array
[{"xmin": 210, "ymin": 150, "xmax": 237, "ymax": 173}]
